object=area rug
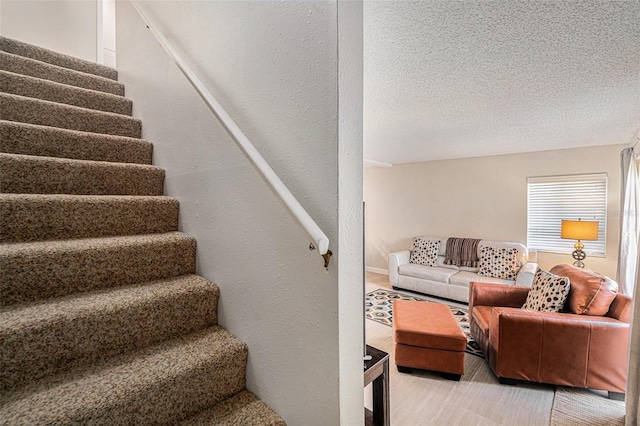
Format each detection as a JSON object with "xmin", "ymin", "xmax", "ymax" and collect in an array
[
  {"xmin": 365, "ymin": 288, "xmax": 483, "ymax": 357},
  {"xmin": 550, "ymin": 386, "xmax": 624, "ymax": 425}
]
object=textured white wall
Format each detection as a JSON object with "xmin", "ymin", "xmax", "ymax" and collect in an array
[
  {"xmin": 116, "ymin": 1, "xmax": 362, "ymax": 424},
  {"xmin": 0, "ymin": 0, "xmax": 97, "ymax": 61},
  {"xmin": 337, "ymin": 1, "xmax": 364, "ymax": 424},
  {"xmin": 364, "ymin": 144, "xmax": 626, "ymax": 279}
]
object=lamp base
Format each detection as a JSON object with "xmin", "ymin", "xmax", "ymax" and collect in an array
[{"xmin": 572, "ymin": 249, "xmax": 586, "ymax": 269}]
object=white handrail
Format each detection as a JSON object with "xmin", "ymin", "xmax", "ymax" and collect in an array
[{"xmin": 130, "ymin": 1, "xmax": 331, "ymax": 267}]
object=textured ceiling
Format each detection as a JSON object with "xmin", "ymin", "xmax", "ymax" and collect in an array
[{"xmin": 364, "ymin": 0, "xmax": 640, "ymax": 164}]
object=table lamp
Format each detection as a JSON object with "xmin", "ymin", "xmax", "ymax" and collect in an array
[{"xmin": 560, "ymin": 218, "xmax": 599, "ymax": 268}]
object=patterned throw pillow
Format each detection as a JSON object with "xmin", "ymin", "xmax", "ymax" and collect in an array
[
  {"xmin": 477, "ymin": 246, "xmax": 522, "ymax": 280},
  {"xmin": 409, "ymin": 237, "xmax": 440, "ymax": 268},
  {"xmin": 522, "ymin": 268, "xmax": 571, "ymax": 312}
]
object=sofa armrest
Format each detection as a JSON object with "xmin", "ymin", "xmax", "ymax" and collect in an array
[
  {"xmin": 388, "ymin": 250, "xmax": 410, "ymax": 287},
  {"xmin": 488, "ymin": 307, "xmax": 630, "ymax": 391},
  {"xmin": 515, "ymin": 262, "xmax": 538, "ymax": 287},
  {"xmin": 468, "ymin": 282, "xmax": 530, "ymax": 316},
  {"xmin": 608, "ymin": 293, "xmax": 633, "ymax": 322}
]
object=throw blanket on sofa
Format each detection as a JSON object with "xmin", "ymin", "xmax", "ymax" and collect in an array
[{"xmin": 444, "ymin": 238, "xmax": 481, "ymax": 268}]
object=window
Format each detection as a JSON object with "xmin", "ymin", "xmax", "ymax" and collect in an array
[{"xmin": 527, "ymin": 173, "xmax": 607, "ymax": 256}]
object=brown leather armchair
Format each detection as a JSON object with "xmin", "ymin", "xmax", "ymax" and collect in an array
[{"xmin": 469, "ymin": 276, "xmax": 632, "ymax": 400}]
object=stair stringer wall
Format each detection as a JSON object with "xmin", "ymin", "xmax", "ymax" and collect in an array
[{"xmin": 116, "ymin": 2, "xmax": 362, "ymax": 424}]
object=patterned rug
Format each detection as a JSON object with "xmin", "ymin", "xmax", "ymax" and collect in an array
[{"xmin": 365, "ymin": 288, "xmax": 484, "ymax": 357}]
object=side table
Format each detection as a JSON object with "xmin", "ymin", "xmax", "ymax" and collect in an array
[{"xmin": 364, "ymin": 345, "xmax": 390, "ymax": 426}]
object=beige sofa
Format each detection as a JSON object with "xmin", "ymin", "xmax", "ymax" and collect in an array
[{"xmin": 388, "ymin": 237, "xmax": 537, "ymax": 303}]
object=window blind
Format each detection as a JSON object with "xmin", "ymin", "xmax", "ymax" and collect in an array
[{"xmin": 527, "ymin": 173, "xmax": 607, "ymax": 256}]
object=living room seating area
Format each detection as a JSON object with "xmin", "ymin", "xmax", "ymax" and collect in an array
[
  {"xmin": 385, "ymin": 236, "xmax": 630, "ymax": 401},
  {"xmin": 389, "ymin": 236, "xmax": 537, "ymax": 303},
  {"xmin": 469, "ymin": 264, "xmax": 630, "ymax": 400}
]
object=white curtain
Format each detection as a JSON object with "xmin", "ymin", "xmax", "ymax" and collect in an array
[
  {"xmin": 618, "ymin": 148, "xmax": 640, "ymax": 295},
  {"xmin": 622, "ymin": 146, "xmax": 640, "ymax": 425},
  {"xmin": 626, "ymin": 244, "xmax": 640, "ymax": 425}
]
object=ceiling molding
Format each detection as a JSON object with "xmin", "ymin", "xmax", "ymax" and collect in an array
[{"xmin": 364, "ymin": 158, "xmax": 393, "ymax": 168}]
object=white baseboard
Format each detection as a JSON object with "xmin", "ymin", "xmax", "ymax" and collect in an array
[{"xmin": 365, "ymin": 266, "xmax": 388, "ymax": 275}]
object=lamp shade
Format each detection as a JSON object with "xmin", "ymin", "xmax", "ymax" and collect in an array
[{"xmin": 561, "ymin": 219, "xmax": 599, "ymax": 241}]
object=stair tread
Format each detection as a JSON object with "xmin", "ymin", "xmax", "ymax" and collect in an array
[
  {"xmin": 0, "ymin": 153, "xmax": 164, "ymax": 196},
  {"xmin": 181, "ymin": 390, "xmax": 286, "ymax": 426},
  {"xmin": 0, "ymin": 36, "xmax": 118, "ymax": 80},
  {"xmin": 0, "ymin": 193, "xmax": 175, "ymax": 202},
  {"xmin": 1, "ymin": 70, "xmax": 132, "ymax": 115},
  {"xmin": 0, "ymin": 152, "xmax": 161, "ymax": 171},
  {"xmin": 0, "ymin": 92, "xmax": 138, "ymax": 120},
  {"xmin": 1, "ymin": 274, "xmax": 219, "ymax": 391},
  {"xmin": 0, "ymin": 120, "xmax": 153, "ymax": 164},
  {"xmin": 0, "ymin": 51, "xmax": 125, "ymax": 96},
  {"xmin": 0, "ymin": 93, "xmax": 141, "ymax": 138},
  {"xmin": 1, "ymin": 232, "xmax": 197, "ymax": 306},
  {"xmin": 1, "ymin": 274, "xmax": 215, "ymax": 334},
  {"xmin": 0, "ymin": 326, "xmax": 248, "ymax": 424},
  {"xmin": 0, "ymin": 193, "xmax": 179, "ymax": 243},
  {"xmin": 1, "ymin": 231, "xmax": 194, "ymax": 255}
]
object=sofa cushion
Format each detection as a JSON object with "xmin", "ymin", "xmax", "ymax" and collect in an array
[
  {"xmin": 437, "ymin": 256, "xmax": 459, "ymax": 271},
  {"xmin": 521, "ymin": 268, "xmax": 570, "ymax": 312},
  {"xmin": 449, "ymin": 271, "xmax": 514, "ymax": 287},
  {"xmin": 472, "ymin": 306, "xmax": 492, "ymax": 336},
  {"xmin": 477, "ymin": 245, "xmax": 523, "ymax": 280},
  {"xmin": 478, "ymin": 240, "xmax": 528, "ymax": 265},
  {"xmin": 550, "ymin": 264, "xmax": 618, "ymax": 315},
  {"xmin": 409, "ymin": 237, "xmax": 441, "ymax": 267},
  {"xmin": 438, "ymin": 237, "xmax": 449, "ymax": 256},
  {"xmin": 398, "ymin": 263, "xmax": 458, "ymax": 283}
]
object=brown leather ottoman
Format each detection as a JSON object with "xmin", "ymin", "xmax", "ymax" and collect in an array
[{"xmin": 393, "ymin": 300, "xmax": 466, "ymax": 381}]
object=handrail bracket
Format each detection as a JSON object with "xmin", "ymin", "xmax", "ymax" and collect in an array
[{"xmin": 322, "ymin": 250, "xmax": 333, "ymax": 270}]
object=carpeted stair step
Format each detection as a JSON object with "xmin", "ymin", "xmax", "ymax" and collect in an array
[
  {"xmin": 181, "ymin": 390, "xmax": 287, "ymax": 425},
  {"xmin": 0, "ymin": 194, "xmax": 179, "ymax": 242},
  {"xmin": 0, "ymin": 36, "xmax": 118, "ymax": 80},
  {"xmin": 1, "ymin": 232, "xmax": 197, "ymax": 306},
  {"xmin": 0, "ymin": 326, "xmax": 248, "ymax": 424},
  {"xmin": 0, "ymin": 51, "xmax": 125, "ymax": 96},
  {"xmin": 0, "ymin": 93, "xmax": 141, "ymax": 137},
  {"xmin": 0, "ymin": 120, "xmax": 152, "ymax": 164},
  {"xmin": 0, "ymin": 70, "xmax": 132, "ymax": 115},
  {"xmin": 0, "ymin": 153, "xmax": 164, "ymax": 195},
  {"xmin": 1, "ymin": 274, "xmax": 219, "ymax": 392}
]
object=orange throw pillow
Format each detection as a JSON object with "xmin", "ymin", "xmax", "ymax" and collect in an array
[{"xmin": 550, "ymin": 264, "xmax": 618, "ymax": 315}]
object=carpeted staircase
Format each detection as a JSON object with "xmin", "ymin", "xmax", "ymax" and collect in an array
[{"xmin": 0, "ymin": 36, "xmax": 285, "ymax": 425}]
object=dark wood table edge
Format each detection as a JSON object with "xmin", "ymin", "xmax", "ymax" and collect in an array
[{"xmin": 364, "ymin": 345, "xmax": 390, "ymax": 426}]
